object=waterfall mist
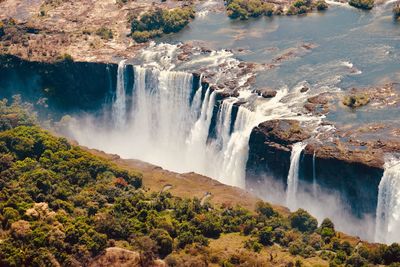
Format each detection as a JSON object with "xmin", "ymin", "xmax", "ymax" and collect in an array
[{"xmin": 248, "ymin": 172, "xmax": 376, "ymax": 241}]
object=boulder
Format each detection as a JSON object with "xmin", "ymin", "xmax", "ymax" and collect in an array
[
  {"xmin": 255, "ymin": 88, "xmax": 277, "ymax": 98},
  {"xmin": 300, "ymin": 86, "xmax": 309, "ymax": 93},
  {"xmin": 252, "ymin": 119, "xmax": 311, "ymax": 147}
]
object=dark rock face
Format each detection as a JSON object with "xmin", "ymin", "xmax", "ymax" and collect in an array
[
  {"xmin": 246, "ymin": 119, "xmax": 384, "ymax": 218},
  {"xmin": 0, "ymin": 55, "xmax": 117, "ymax": 114},
  {"xmin": 246, "ymin": 119, "xmax": 310, "ymax": 186}
]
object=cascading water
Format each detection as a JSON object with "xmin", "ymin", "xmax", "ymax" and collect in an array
[
  {"xmin": 112, "ymin": 60, "xmax": 127, "ymax": 128},
  {"xmin": 286, "ymin": 142, "xmax": 307, "ymax": 211},
  {"xmin": 68, "ymin": 43, "xmax": 320, "ymax": 191},
  {"xmin": 375, "ymin": 156, "xmax": 400, "ymax": 244},
  {"xmin": 313, "ymin": 151, "xmax": 317, "ymax": 197},
  {"xmin": 216, "ymin": 106, "xmax": 257, "ymax": 188}
]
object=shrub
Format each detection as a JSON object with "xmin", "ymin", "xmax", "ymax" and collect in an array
[
  {"xmin": 247, "ymin": 0, "xmax": 267, "ymax": 17},
  {"xmin": 341, "ymin": 241, "xmax": 353, "ymax": 256},
  {"xmin": 318, "ymin": 218, "xmax": 335, "ymax": 240},
  {"xmin": 293, "ymin": 0, "xmax": 306, "ymax": 8},
  {"xmin": 333, "ymin": 250, "xmax": 347, "ymax": 264},
  {"xmin": 320, "ymin": 218, "xmax": 335, "ymax": 230},
  {"xmin": 150, "ymin": 229, "xmax": 173, "ymax": 258},
  {"xmin": 0, "ymin": 96, "xmax": 37, "ymax": 131},
  {"xmin": 289, "ymin": 209, "xmax": 318, "ymax": 233},
  {"xmin": 130, "ymin": 7, "xmax": 194, "ymax": 42},
  {"xmin": 255, "ymin": 201, "xmax": 276, "ymax": 218},
  {"xmin": 96, "ymin": 27, "xmax": 113, "ymax": 40},
  {"xmin": 244, "ymin": 239, "xmax": 263, "ymax": 252},
  {"xmin": 227, "ymin": 0, "xmax": 250, "ymax": 19},
  {"xmin": 383, "ymin": 243, "xmax": 400, "ymax": 265},
  {"xmin": 0, "ymin": 21, "xmax": 4, "ymax": 37},
  {"xmin": 57, "ymin": 53, "xmax": 74, "ymax": 62},
  {"xmin": 316, "ymin": 0, "xmax": 328, "ymax": 10},
  {"xmin": 349, "ymin": 0, "xmax": 374, "ymax": 9},
  {"xmin": 227, "ymin": 0, "xmax": 275, "ymax": 19},
  {"xmin": 346, "ymin": 253, "xmax": 368, "ymax": 267},
  {"xmin": 132, "ymin": 31, "xmax": 155, "ymax": 43},
  {"xmin": 194, "ymin": 213, "xmax": 222, "ymax": 238},
  {"xmin": 162, "ymin": 7, "xmax": 195, "ymax": 33},
  {"xmin": 289, "ymin": 240, "xmax": 304, "ymax": 255},
  {"xmin": 265, "ymin": 3, "xmax": 275, "ymax": 15},
  {"xmin": 259, "ymin": 226, "xmax": 273, "ymax": 245},
  {"xmin": 342, "ymin": 93, "xmax": 370, "ymax": 108}
]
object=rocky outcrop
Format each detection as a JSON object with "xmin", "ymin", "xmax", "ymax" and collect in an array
[
  {"xmin": 251, "ymin": 119, "xmax": 311, "ymax": 149},
  {"xmin": 246, "ymin": 116, "xmax": 400, "ymax": 217},
  {"xmin": 255, "ymin": 88, "xmax": 277, "ymax": 98},
  {"xmin": 304, "ymin": 92, "xmax": 333, "ymax": 115}
]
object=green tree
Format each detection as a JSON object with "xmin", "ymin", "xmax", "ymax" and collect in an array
[{"xmin": 289, "ymin": 209, "xmax": 318, "ymax": 233}]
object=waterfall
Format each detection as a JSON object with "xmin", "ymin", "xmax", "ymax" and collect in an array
[
  {"xmin": 312, "ymin": 151, "xmax": 317, "ymax": 197},
  {"xmin": 375, "ymin": 157, "xmax": 400, "ymax": 244},
  {"xmin": 112, "ymin": 60, "xmax": 127, "ymax": 128},
  {"xmin": 111, "ymin": 64, "xmax": 255, "ymax": 188},
  {"xmin": 187, "ymin": 88, "xmax": 216, "ymax": 148},
  {"xmin": 215, "ymin": 99, "xmax": 234, "ymax": 150},
  {"xmin": 217, "ymin": 106, "xmax": 257, "ymax": 187},
  {"xmin": 286, "ymin": 142, "xmax": 307, "ymax": 211}
]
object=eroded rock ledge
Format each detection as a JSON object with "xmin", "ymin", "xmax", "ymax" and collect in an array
[{"xmin": 246, "ymin": 84, "xmax": 400, "ymax": 217}]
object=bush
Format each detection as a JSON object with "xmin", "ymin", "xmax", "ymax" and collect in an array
[
  {"xmin": 259, "ymin": 226, "xmax": 273, "ymax": 245},
  {"xmin": 318, "ymin": 218, "xmax": 335, "ymax": 240},
  {"xmin": 346, "ymin": 253, "xmax": 368, "ymax": 267},
  {"xmin": 342, "ymin": 93, "xmax": 370, "ymax": 108},
  {"xmin": 349, "ymin": 0, "xmax": 374, "ymax": 9},
  {"xmin": 162, "ymin": 7, "xmax": 195, "ymax": 33},
  {"xmin": 315, "ymin": 0, "xmax": 328, "ymax": 10},
  {"xmin": 130, "ymin": 7, "xmax": 194, "ymax": 42},
  {"xmin": 131, "ymin": 30, "xmax": 161, "ymax": 43},
  {"xmin": 289, "ymin": 240, "xmax": 304, "ymax": 255},
  {"xmin": 227, "ymin": 0, "xmax": 250, "ymax": 19},
  {"xmin": 320, "ymin": 218, "xmax": 335, "ymax": 230},
  {"xmin": 383, "ymin": 243, "xmax": 400, "ymax": 265},
  {"xmin": 0, "ymin": 21, "xmax": 4, "ymax": 37},
  {"xmin": 255, "ymin": 201, "xmax": 276, "ymax": 218},
  {"xmin": 150, "ymin": 229, "xmax": 173, "ymax": 258},
  {"xmin": 57, "ymin": 53, "xmax": 74, "ymax": 63},
  {"xmin": 0, "ymin": 96, "xmax": 37, "ymax": 131},
  {"xmin": 289, "ymin": 209, "xmax": 318, "ymax": 233},
  {"xmin": 96, "ymin": 27, "xmax": 113, "ymax": 40},
  {"xmin": 244, "ymin": 239, "xmax": 263, "ymax": 252},
  {"xmin": 227, "ymin": 0, "xmax": 275, "ymax": 19},
  {"xmin": 265, "ymin": 3, "xmax": 275, "ymax": 15}
]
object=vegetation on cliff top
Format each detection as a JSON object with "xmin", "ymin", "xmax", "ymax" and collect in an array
[
  {"xmin": 349, "ymin": 0, "xmax": 374, "ymax": 10},
  {"xmin": 130, "ymin": 7, "xmax": 195, "ymax": 43},
  {"xmin": 0, "ymin": 98, "xmax": 400, "ymax": 266},
  {"xmin": 342, "ymin": 93, "xmax": 370, "ymax": 108},
  {"xmin": 226, "ymin": 0, "xmax": 328, "ymax": 19}
]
